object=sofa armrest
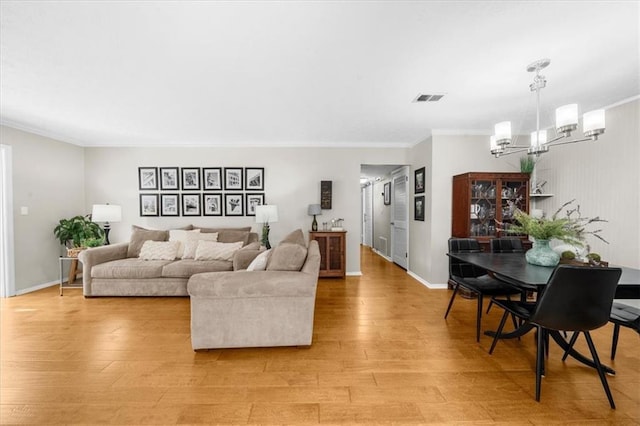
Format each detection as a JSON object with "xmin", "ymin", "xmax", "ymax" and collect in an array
[
  {"xmin": 233, "ymin": 246, "xmax": 264, "ymax": 271},
  {"xmin": 78, "ymin": 243, "xmax": 129, "ymax": 296}
]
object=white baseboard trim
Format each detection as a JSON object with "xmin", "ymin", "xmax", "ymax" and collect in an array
[
  {"xmin": 16, "ymin": 280, "xmax": 58, "ymax": 296},
  {"xmin": 407, "ymin": 271, "xmax": 448, "ymax": 289},
  {"xmin": 346, "ymin": 271, "xmax": 363, "ymax": 276},
  {"xmin": 372, "ymin": 248, "xmax": 392, "ymax": 262}
]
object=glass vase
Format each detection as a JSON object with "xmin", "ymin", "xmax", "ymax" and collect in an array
[{"xmin": 525, "ymin": 239, "xmax": 560, "ymax": 267}]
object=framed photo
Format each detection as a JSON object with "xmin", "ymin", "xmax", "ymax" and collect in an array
[
  {"xmin": 181, "ymin": 167, "xmax": 201, "ymax": 190},
  {"xmin": 245, "ymin": 167, "xmax": 264, "ymax": 191},
  {"xmin": 224, "ymin": 167, "xmax": 243, "ymax": 190},
  {"xmin": 383, "ymin": 182, "xmax": 391, "ymax": 205},
  {"xmin": 181, "ymin": 193, "xmax": 201, "ymax": 216},
  {"xmin": 160, "ymin": 167, "xmax": 179, "ymax": 190},
  {"xmin": 160, "ymin": 194, "xmax": 179, "ymax": 216},
  {"xmin": 245, "ymin": 193, "xmax": 265, "ymax": 216},
  {"xmin": 321, "ymin": 180, "xmax": 332, "ymax": 209},
  {"xmin": 203, "ymin": 193, "xmax": 222, "ymax": 216},
  {"xmin": 414, "ymin": 195, "xmax": 425, "ymax": 221},
  {"xmin": 139, "ymin": 193, "xmax": 159, "ymax": 216},
  {"xmin": 414, "ymin": 167, "xmax": 425, "ymax": 194},
  {"xmin": 138, "ymin": 167, "xmax": 158, "ymax": 190},
  {"xmin": 224, "ymin": 193, "xmax": 244, "ymax": 216},
  {"xmin": 203, "ymin": 167, "xmax": 222, "ymax": 190}
]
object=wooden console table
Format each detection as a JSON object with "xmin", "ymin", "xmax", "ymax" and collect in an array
[{"xmin": 309, "ymin": 231, "xmax": 346, "ymax": 278}]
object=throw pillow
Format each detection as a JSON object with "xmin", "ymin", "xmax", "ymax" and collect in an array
[
  {"xmin": 266, "ymin": 243, "xmax": 308, "ymax": 271},
  {"xmin": 169, "ymin": 229, "xmax": 201, "ymax": 258},
  {"xmin": 217, "ymin": 230, "xmax": 251, "ymax": 245},
  {"xmin": 196, "ymin": 226, "xmax": 251, "ymax": 233},
  {"xmin": 138, "ymin": 240, "xmax": 179, "ymax": 260},
  {"xmin": 127, "ymin": 225, "xmax": 169, "ymax": 258},
  {"xmin": 247, "ymin": 249, "xmax": 272, "ymax": 271},
  {"xmin": 194, "ymin": 241, "xmax": 244, "ymax": 261},
  {"xmin": 182, "ymin": 232, "xmax": 219, "ymax": 259},
  {"xmin": 279, "ymin": 229, "xmax": 306, "ymax": 246}
]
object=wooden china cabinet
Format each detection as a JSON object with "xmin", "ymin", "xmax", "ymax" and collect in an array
[{"xmin": 451, "ymin": 172, "xmax": 530, "ymax": 251}]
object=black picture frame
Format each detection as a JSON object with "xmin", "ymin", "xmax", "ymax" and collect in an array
[
  {"xmin": 414, "ymin": 195, "xmax": 425, "ymax": 221},
  {"xmin": 414, "ymin": 167, "xmax": 425, "ymax": 194},
  {"xmin": 138, "ymin": 167, "xmax": 158, "ymax": 190},
  {"xmin": 245, "ymin": 167, "xmax": 264, "ymax": 191},
  {"xmin": 159, "ymin": 167, "xmax": 179, "ymax": 190},
  {"xmin": 139, "ymin": 193, "xmax": 159, "ymax": 216},
  {"xmin": 224, "ymin": 167, "xmax": 243, "ymax": 190},
  {"xmin": 245, "ymin": 193, "xmax": 265, "ymax": 216},
  {"xmin": 383, "ymin": 182, "xmax": 391, "ymax": 205},
  {"xmin": 203, "ymin": 167, "xmax": 222, "ymax": 190},
  {"xmin": 181, "ymin": 167, "xmax": 201, "ymax": 190},
  {"xmin": 224, "ymin": 193, "xmax": 244, "ymax": 216},
  {"xmin": 160, "ymin": 193, "xmax": 179, "ymax": 216},
  {"xmin": 321, "ymin": 180, "xmax": 332, "ymax": 209},
  {"xmin": 203, "ymin": 193, "xmax": 223, "ymax": 216},
  {"xmin": 181, "ymin": 193, "xmax": 201, "ymax": 216}
]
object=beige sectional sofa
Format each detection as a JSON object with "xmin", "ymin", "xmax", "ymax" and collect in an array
[{"xmin": 79, "ymin": 225, "xmax": 261, "ymax": 297}]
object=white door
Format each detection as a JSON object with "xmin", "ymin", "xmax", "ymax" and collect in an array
[
  {"xmin": 363, "ymin": 184, "xmax": 373, "ymax": 247},
  {"xmin": 391, "ymin": 168, "xmax": 409, "ymax": 269}
]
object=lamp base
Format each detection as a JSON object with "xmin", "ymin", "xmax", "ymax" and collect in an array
[
  {"xmin": 103, "ymin": 223, "xmax": 111, "ymax": 245},
  {"xmin": 261, "ymin": 224, "xmax": 271, "ymax": 249},
  {"xmin": 311, "ymin": 215, "xmax": 318, "ymax": 232}
]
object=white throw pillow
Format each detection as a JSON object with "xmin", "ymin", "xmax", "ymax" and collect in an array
[
  {"xmin": 182, "ymin": 232, "xmax": 219, "ymax": 259},
  {"xmin": 169, "ymin": 229, "xmax": 201, "ymax": 258},
  {"xmin": 138, "ymin": 240, "xmax": 179, "ymax": 260},
  {"xmin": 194, "ymin": 241, "xmax": 244, "ymax": 261},
  {"xmin": 246, "ymin": 249, "xmax": 272, "ymax": 271}
]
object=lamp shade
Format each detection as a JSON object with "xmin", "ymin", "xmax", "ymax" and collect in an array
[
  {"xmin": 530, "ymin": 130, "xmax": 547, "ymax": 147},
  {"xmin": 307, "ymin": 204, "xmax": 322, "ymax": 216},
  {"xmin": 255, "ymin": 205, "xmax": 278, "ymax": 224},
  {"xmin": 556, "ymin": 104, "xmax": 578, "ymax": 130},
  {"xmin": 583, "ymin": 109, "xmax": 605, "ymax": 135},
  {"xmin": 91, "ymin": 204, "xmax": 122, "ymax": 223},
  {"xmin": 495, "ymin": 121, "xmax": 512, "ymax": 144}
]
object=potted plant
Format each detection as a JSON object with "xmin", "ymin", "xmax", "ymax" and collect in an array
[
  {"xmin": 53, "ymin": 215, "xmax": 104, "ymax": 257},
  {"xmin": 501, "ymin": 199, "xmax": 607, "ymax": 267}
]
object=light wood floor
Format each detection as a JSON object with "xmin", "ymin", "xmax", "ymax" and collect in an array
[{"xmin": 1, "ymin": 247, "xmax": 639, "ymax": 425}]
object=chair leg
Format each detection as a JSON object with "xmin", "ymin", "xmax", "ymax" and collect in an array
[
  {"xmin": 584, "ymin": 331, "xmax": 616, "ymax": 409},
  {"xmin": 444, "ymin": 284, "xmax": 459, "ymax": 319},
  {"xmin": 535, "ymin": 327, "xmax": 545, "ymax": 402},
  {"xmin": 611, "ymin": 324, "xmax": 620, "ymax": 360},
  {"xmin": 476, "ymin": 293, "xmax": 484, "ymax": 342},
  {"xmin": 489, "ymin": 310, "xmax": 510, "ymax": 354},
  {"xmin": 486, "ymin": 299, "xmax": 493, "ymax": 314},
  {"xmin": 562, "ymin": 331, "xmax": 581, "ymax": 361}
]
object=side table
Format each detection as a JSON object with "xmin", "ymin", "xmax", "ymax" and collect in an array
[{"xmin": 59, "ymin": 257, "xmax": 82, "ymax": 296}]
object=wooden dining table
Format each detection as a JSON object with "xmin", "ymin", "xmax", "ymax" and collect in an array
[{"xmin": 447, "ymin": 252, "xmax": 640, "ymax": 375}]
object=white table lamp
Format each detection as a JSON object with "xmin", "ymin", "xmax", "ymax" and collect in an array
[{"xmin": 91, "ymin": 204, "xmax": 122, "ymax": 245}]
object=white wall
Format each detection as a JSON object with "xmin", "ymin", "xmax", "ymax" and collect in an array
[
  {"xmin": 83, "ymin": 146, "xmax": 411, "ymax": 275},
  {"xmin": 1, "ymin": 126, "xmax": 85, "ymax": 293}
]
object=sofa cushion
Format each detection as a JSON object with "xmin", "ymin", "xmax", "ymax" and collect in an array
[
  {"xmin": 266, "ymin": 243, "xmax": 307, "ymax": 271},
  {"xmin": 169, "ymin": 229, "xmax": 201, "ymax": 258},
  {"xmin": 280, "ymin": 229, "xmax": 306, "ymax": 246},
  {"xmin": 91, "ymin": 258, "xmax": 172, "ymax": 279},
  {"xmin": 196, "ymin": 227, "xmax": 252, "ymax": 246},
  {"xmin": 162, "ymin": 259, "xmax": 233, "ymax": 278},
  {"xmin": 195, "ymin": 241, "xmax": 244, "ymax": 261},
  {"xmin": 127, "ymin": 225, "xmax": 169, "ymax": 258},
  {"xmin": 247, "ymin": 249, "xmax": 271, "ymax": 271},
  {"xmin": 139, "ymin": 241, "xmax": 179, "ymax": 260},
  {"xmin": 183, "ymin": 232, "xmax": 219, "ymax": 259}
]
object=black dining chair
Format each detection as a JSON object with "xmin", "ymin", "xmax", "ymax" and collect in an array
[
  {"xmin": 490, "ymin": 237, "xmax": 525, "ymax": 253},
  {"xmin": 488, "ymin": 265, "xmax": 622, "ymax": 409},
  {"xmin": 445, "ymin": 238, "xmax": 522, "ymax": 342},
  {"xmin": 609, "ymin": 302, "xmax": 640, "ymax": 360}
]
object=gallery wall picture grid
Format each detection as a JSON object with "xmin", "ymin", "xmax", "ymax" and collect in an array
[
  {"xmin": 203, "ymin": 168, "xmax": 222, "ymax": 190},
  {"xmin": 181, "ymin": 193, "xmax": 201, "ymax": 216},
  {"xmin": 245, "ymin": 167, "xmax": 264, "ymax": 191},
  {"xmin": 181, "ymin": 167, "xmax": 201, "ymax": 190},
  {"xmin": 160, "ymin": 193, "xmax": 180, "ymax": 216},
  {"xmin": 224, "ymin": 193, "xmax": 244, "ymax": 216},
  {"xmin": 159, "ymin": 167, "xmax": 179, "ymax": 190},
  {"xmin": 203, "ymin": 193, "xmax": 223, "ymax": 216},
  {"xmin": 414, "ymin": 167, "xmax": 425, "ymax": 194},
  {"xmin": 414, "ymin": 195, "xmax": 425, "ymax": 221},
  {"xmin": 245, "ymin": 193, "xmax": 265, "ymax": 216},
  {"xmin": 139, "ymin": 167, "xmax": 158, "ymax": 190},
  {"xmin": 140, "ymin": 193, "xmax": 159, "ymax": 216},
  {"xmin": 224, "ymin": 168, "xmax": 243, "ymax": 190}
]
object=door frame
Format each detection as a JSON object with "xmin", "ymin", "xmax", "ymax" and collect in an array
[{"xmin": 1, "ymin": 144, "xmax": 16, "ymax": 298}]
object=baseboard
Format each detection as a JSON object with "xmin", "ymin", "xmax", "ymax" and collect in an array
[
  {"xmin": 346, "ymin": 271, "xmax": 363, "ymax": 276},
  {"xmin": 371, "ymin": 248, "xmax": 392, "ymax": 262},
  {"xmin": 15, "ymin": 280, "xmax": 58, "ymax": 296},
  {"xmin": 407, "ymin": 271, "xmax": 448, "ymax": 289}
]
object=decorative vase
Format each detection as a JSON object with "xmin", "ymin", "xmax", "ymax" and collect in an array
[{"xmin": 526, "ymin": 239, "xmax": 560, "ymax": 267}]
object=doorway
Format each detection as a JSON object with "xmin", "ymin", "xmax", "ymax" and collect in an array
[{"xmin": 391, "ymin": 166, "xmax": 409, "ymax": 269}]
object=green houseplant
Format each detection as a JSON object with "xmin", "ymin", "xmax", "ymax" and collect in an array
[{"xmin": 53, "ymin": 215, "xmax": 104, "ymax": 255}]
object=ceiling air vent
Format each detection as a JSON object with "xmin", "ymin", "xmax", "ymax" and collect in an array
[{"xmin": 413, "ymin": 93, "xmax": 445, "ymax": 103}]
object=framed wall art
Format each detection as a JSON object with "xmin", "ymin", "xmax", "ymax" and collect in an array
[
  {"xmin": 203, "ymin": 193, "xmax": 222, "ymax": 216},
  {"xmin": 321, "ymin": 180, "xmax": 332, "ymax": 209},
  {"xmin": 245, "ymin": 167, "xmax": 264, "ymax": 191},
  {"xmin": 159, "ymin": 167, "xmax": 179, "ymax": 190},
  {"xmin": 160, "ymin": 193, "xmax": 179, "ymax": 216},
  {"xmin": 181, "ymin": 167, "xmax": 201, "ymax": 190},
  {"xmin": 224, "ymin": 193, "xmax": 244, "ymax": 216},
  {"xmin": 245, "ymin": 193, "xmax": 265, "ymax": 216},
  {"xmin": 414, "ymin": 166, "xmax": 425, "ymax": 194},
  {"xmin": 182, "ymin": 193, "xmax": 201, "ymax": 216},
  {"xmin": 203, "ymin": 167, "xmax": 222, "ymax": 190},
  {"xmin": 138, "ymin": 167, "xmax": 158, "ymax": 190},
  {"xmin": 224, "ymin": 167, "xmax": 243, "ymax": 190},
  {"xmin": 383, "ymin": 182, "xmax": 391, "ymax": 205},
  {"xmin": 414, "ymin": 195, "xmax": 425, "ymax": 221},
  {"xmin": 139, "ymin": 193, "xmax": 159, "ymax": 216}
]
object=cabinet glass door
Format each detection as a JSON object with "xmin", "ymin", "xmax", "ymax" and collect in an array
[
  {"xmin": 500, "ymin": 179, "xmax": 528, "ymax": 236},
  {"xmin": 470, "ymin": 179, "xmax": 497, "ymax": 237}
]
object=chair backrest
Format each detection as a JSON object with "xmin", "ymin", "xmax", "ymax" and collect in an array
[
  {"xmin": 531, "ymin": 265, "xmax": 622, "ymax": 332},
  {"xmin": 448, "ymin": 238, "xmax": 486, "ymax": 278},
  {"xmin": 490, "ymin": 237, "xmax": 525, "ymax": 253}
]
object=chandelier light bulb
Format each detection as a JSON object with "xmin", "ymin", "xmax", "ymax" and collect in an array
[
  {"xmin": 556, "ymin": 104, "xmax": 578, "ymax": 134},
  {"xmin": 583, "ymin": 109, "xmax": 606, "ymax": 137}
]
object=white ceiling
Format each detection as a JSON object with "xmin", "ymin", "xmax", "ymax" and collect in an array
[{"xmin": 1, "ymin": 1, "xmax": 638, "ymax": 148}]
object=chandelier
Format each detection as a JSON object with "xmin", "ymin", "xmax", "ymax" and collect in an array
[{"xmin": 490, "ymin": 58, "xmax": 606, "ymax": 158}]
